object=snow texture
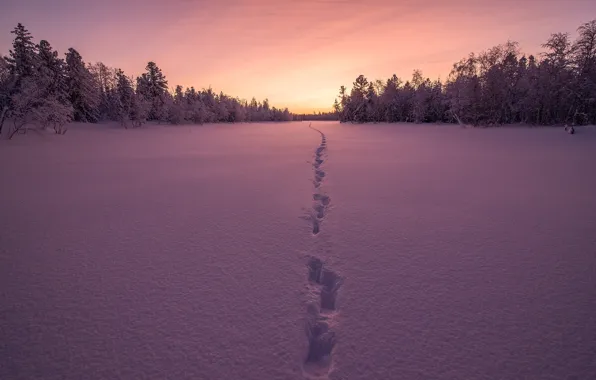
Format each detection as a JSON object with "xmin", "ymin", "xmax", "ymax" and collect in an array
[{"xmin": 1, "ymin": 122, "xmax": 596, "ymax": 380}]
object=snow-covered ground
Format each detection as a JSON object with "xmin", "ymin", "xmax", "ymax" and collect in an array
[{"xmin": 1, "ymin": 122, "xmax": 595, "ymax": 379}]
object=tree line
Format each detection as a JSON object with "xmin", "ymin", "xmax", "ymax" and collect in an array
[
  {"xmin": 293, "ymin": 111, "xmax": 338, "ymax": 121},
  {"xmin": 0, "ymin": 24, "xmax": 293, "ymax": 138},
  {"xmin": 334, "ymin": 20, "xmax": 596, "ymax": 126}
]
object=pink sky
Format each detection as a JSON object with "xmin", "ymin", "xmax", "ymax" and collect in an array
[{"xmin": 1, "ymin": 0, "xmax": 595, "ymax": 113}]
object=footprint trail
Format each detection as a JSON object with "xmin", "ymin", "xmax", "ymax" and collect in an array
[
  {"xmin": 301, "ymin": 124, "xmax": 343, "ymax": 379},
  {"xmin": 308, "ymin": 124, "xmax": 331, "ymax": 235}
]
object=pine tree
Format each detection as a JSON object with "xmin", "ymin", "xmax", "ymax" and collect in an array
[
  {"xmin": 6, "ymin": 23, "xmax": 37, "ymax": 81},
  {"xmin": 0, "ymin": 55, "xmax": 14, "ymax": 134},
  {"xmin": 115, "ymin": 69, "xmax": 133, "ymax": 127},
  {"xmin": 2, "ymin": 24, "xmax": 37, "ymax": 135},
  {"xmin": 350, "ymin": 75, "xmax": 369, "ymax": 122},
  {"xmin": 216, "ymin": 91, "xmax": 231, "ymax": 122},
  {"xmin": 572, "ymin": 20, "xmax": 596, "ymax": 124},
  {"xmin": 37, "ymin": 40, "xmax": 68, "ymax": 103},
  {"xmin": 337, "ymin": 85, "xmax": 350, "ymax": 122},
  {"xmin": 136, "ymin": 61, "xmax": 169, "ymax": 122},
  {"xmin": 261, "ymin": 98, "xmax": 271, "ymax": 121},
  {"xmin": 114, "ymin": 69, "xmax": 149, "ymax": 128},
  {"xmin": 332, "ymin": 98, "xmax": 340, "ymax": 117},
  {"xmin": 365, "ymin": 81, "xmax": 378, "ymax": 122},
  {"xmin": 248, "ymin": 97, "xmax": 258, "ymax": 121},
  {"xmin": 34, "ymin": 40, "xmax": 72, "ymax": 133},
  {"xmin": 411, "ymin": 70, "xmax": 431, "ymax": 123},
  {"xmin": 168, "ymin": 85, "xmax": 185, "ymax": 124},
  {"xmin": 65, "ymin": 48, "xmax": 100, "ymax": 122}
]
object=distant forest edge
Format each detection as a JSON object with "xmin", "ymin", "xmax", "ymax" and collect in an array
[
  {"xmin": 333, "ymin": 19, "xmax": 596, "ymax": 126},
  {"xmin": 0, "ymin": 24, "xmax": 293, "ymax": 138},
  {"xmin": 2, "ymin": 20, "xmax": 596, "ymax": 139}
]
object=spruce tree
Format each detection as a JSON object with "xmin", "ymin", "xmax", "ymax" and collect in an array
[
  {"xmin": 65, "ymin": 48, "xmax": 100, "ymax": 122},
  {"xmin": 572, "ymin": 20, "xmax": 596, "ymax": 124},
  {"xmin": 136, "ymin": 61, "xmax": 169, "ymax": 121},
  {"xmin": 6, "ymin": 23, "xmax": 37, "ymax": 81},
  {"xmin": 0, "ymin": 55, "xmax": 13, "ymax": 134},
  {"xmin": 37, "ymin": 40, "xmax": 68, "ymax": 103},
  {"xmin": 115, "ymin": 69, "xmax": 133, "ymax": 126},
  {"xmin": 2, "ymin": 24, "xmax": 36, "ymax": 134}
]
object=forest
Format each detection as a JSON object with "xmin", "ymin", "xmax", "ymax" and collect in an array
[
  {"xmin": 0, "ymin": 24, "xmax": 293, "ymax": 138},
  {"xmin": 334, "ymin": 20, "xmax": 596, "ymax": 126},
  {"xmin": 2, "ymin": 20, "xmax": 596, "ymax": 137}
]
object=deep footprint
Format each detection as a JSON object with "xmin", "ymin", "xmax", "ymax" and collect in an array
[
  {"xmin": 320, "ymin": 269, "xmax": 343, "ymax": 311},
  {"xmin": 313, "ymin": 204, "xmax": 325, "ymax": 219},
  {"xmin": 312, "ymin": 219, "xmax": 320, "ymax": 235},
  {"xmin": 313, "ymin": 194, "xmax": 330, "ymax": 205},
  {"xmin": 321, "ymin": 288, "xmax": 338, "ymax": 311},
  {"xmin": 305, "ymin": 320, "xmax": 336, "ymax": 364},
  {"xmin": 321, "ymin": 268, "xmax": 341, "ymax": 290},
  {"xmin": 307, "ymin": 257, "xmax": 324, "ymax": 283}
]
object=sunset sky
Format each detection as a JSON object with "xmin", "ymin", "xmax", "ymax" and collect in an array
[{"xmin": 1, "ymin": 0, "xmax": 595, "ymax": 113}]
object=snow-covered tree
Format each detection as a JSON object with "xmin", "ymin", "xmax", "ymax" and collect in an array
[
  {"xmin": 130, "ymin": 94, "xmax": 149, "ymax": 127},
  {"xmin": 65, "ymin": 48, "xmax": 100, "ymax": 122},
  {"xmin": 2, "ymin": 25, "xmax": 71, "ymax": 137},
  {"xmin": 2, "ymin": 24, "xmax": 38, "ymax": 135},
  {"xmin": 136, "ymin": 61, "xmax": 169, "ymax": 122},
  {"xmin": 572, "ymin": 20, "xmax": 596, "ymax": 124},
  {"xmin": 114, "ymin": 69, "xmax": 147, "ymax": 128},
  {"xmin": 6, "ymin": 77, "xmax": 38, "ymax": 137},
  {"xmin": 89, "ymin": 62, "xmax": 118, "ymax": 120},
  {"xmin": 35, "ymin": 40, "xmax": 72, "ymax": 133},
  {"xmin": 1, "ymin": 23, "xmax": 294, "ymax": 138},
  {"xmin": 30, "ymin": 96, "xmax": 73, "ymax": 135},
  {"xmin": 334, "ymin": 21, "xmax": 596, "ymax": 126},
  {"xmin": 7, "ymin": 76, "xmax": 70, "ymax": 138},
  {"xmin": 115, "ymin": 69, "xmax": 133, "ymax": 126},
  {"xmin": 168, "ymin": 85, "xmax": 186, "ymax": 124},
  {"xmin": 0, "ymin": 55, "xmax": 14, "ymax": 135},
  {"xmin": 350, "ymin": 75, "xmax": 369, "ymax": 122},
  {"xmin": 6, "ymin": 23, "xmax": 37, "ymax": 81},
  {"xmin": 36, "ymin": 40, "xmax": 68, "ymax": 102}
]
